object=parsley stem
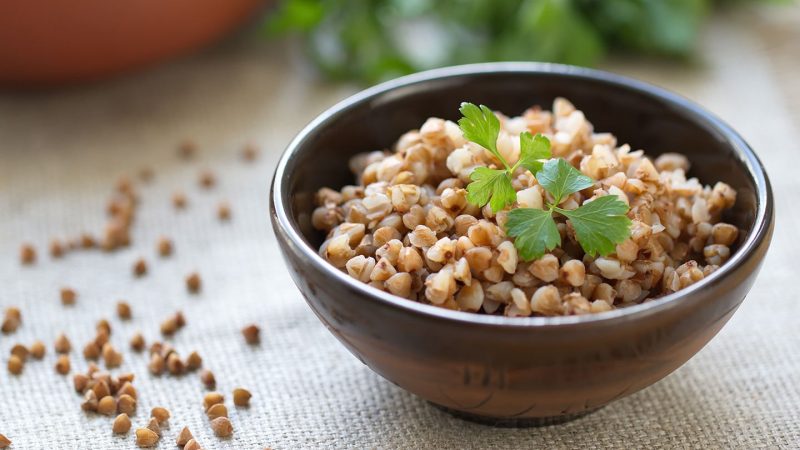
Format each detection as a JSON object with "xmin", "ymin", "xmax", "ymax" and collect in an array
[{"xmin": 497, "ymin": 156, "xmax": 513, "ymax": 173}]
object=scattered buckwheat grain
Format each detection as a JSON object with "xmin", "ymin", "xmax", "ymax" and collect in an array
[
  {"xmin": 7, "ymin": 355, "xmax": 23, "ymax": 375},
  {"xmin": 119, "ymin": 381, "xmax": 137, "ymax": 399},
  {"xmin": 200, "ymin": 369, "xmax": 216, "ymax": 390},
  {"xmin": 118, "ymin": 394, "xmax": 137, "ymax": 415},
  {"xmin": 55, "ymin": 354, "xmax": 70, "ymax": 375},
  {"xmin": 20, "ymin": 243, "xmax": 36, "ymax": 265},
  {"xmin": 113, "ymin": 413, "xmax": 132, "ymax": 434},
  {"xmin": 210, "ymin": 417, "xmax": 233, "ymax": 437},
  {"xmin": 166, "ymin": 353, "xmax": 184, "ymax": 375},
  {"xmin": 50, "ymin": 239, "xmax": 65, "ymax": 258},
  {"xmin": 0, "ymin": 434, "xmax": 11, "ymax": 448},
  {"xmin": 102, "ymin": 343, "xmax": 123, "ymax": 368},
  {"xmin": 94, "ymin": 330, "xmax": 109, "ymax": 349},
  {"xmin": 1, "ymin": 312, "xmax": 20, "ymax": 333},
  {"xmin": 146, "ymin": 417, "xmax": 161, "ymax": 436},
  {"xmin": 184, "ymin": 438, "xmax": 202, "ymax": 450},
  {"xmin": 160, "ymin": 312, "xmax": 185, "ymax": 336},
  {"xmin": 116, "ymin": 301, "xmax": 132, "ymax": 320},
  {"xmin": 135, "ymin": 427, "xmax": 159, "ymax": 447},
  {"xmin": 199, "ymin": 170, "xmax": 216, "ymax": 189},
  {"xmin": 148, "ymin": 353, "xmax": 165, "ymax": 376},
  {"xmin": 233, "ymin": 388, "xmax": 252, "ymax": 407},
  {"xmin": 73, "ymin": 373, "xmax": 88, "ymax": 392},
  {"xmin": 83, "ymin": 341, "xmax": 101, "ymax": 360},
  {"xmin": 4, "ymin": 307, "xmax": 21, "ymax": 321},
  {"xmin": 203, "ymin": 392, "xmax": 224, "ymax": 411},
  {"xmin": 96, "ymin": 318, "xmax": 112, "ymax": 336},
  {"xmin": 177, "ymin": 427, "xmax": 194, "ymax": 446},
  {"xmin": 186, "ymin": 272, "xmax": 201, "ymax": 294},
  {"xmin": 81, "ymin": 390, "xmax": 98, "ymax": 412},
  {"xmin": 157, "ymin": 236, "xmax": 173, "ymax": 257},
  {"xmin": 60, "ymin": 287, "xmax": 77, "ymax": 306},
  {"xmin": 92, "ymin": 379, "xmax": 110, "ymax": 398},
  {"xmin": 172, "ymin": 191, "xmax": 188, "ymax": 210},
  {"xmin": 242, "ymin": 324, "xmax": 260, "ymax": 345},
  {"xmin": 151, "ymin": 406, "xmax": 170, "ymax": 424},
  {"xmin": 185, "ymin": 351, "xmax": 202, "ymax": 371},
  {"xmin": 133, "ymin": 258, "xmax": 147, "ymax": 277},
  {"xmin": 55, "ymin": 333, "xmax": 71, "ymax": 353},
  {"xmin": 118, "ymin": 371, "xmax": 134, "ymax": 383},
  {"xmin": 1, "ymin": 320, "xmax": 18, "ymax": 334},
  {"xmin": 206, "ymin": 403, "xmax": 227, "ymax": 420},
  {"xmin": 30, "ymin": 340, "xmax": 45, "ymax": 359},
  {"xmin": 97, "ymin": 395, "xmax": 117, "ymax": 415},
  {"xmin": 10, "ymin": 344, "xmax": 28, "ymax": 361},
  {"xmin": 217, "ymin": 201, "xmax": 231, "ymax": 221},
  {"xmin": 104, "ymin": 221, "xmax": 130, "ymax": 248},
  {"xmin": 130, "ymin": 332, "xmax": 145, "ymax": 352}
]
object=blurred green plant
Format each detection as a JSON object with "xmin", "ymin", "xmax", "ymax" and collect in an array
[{"xmin": 265, "ymin": 0, "xmax": 776, "ymax": 83}]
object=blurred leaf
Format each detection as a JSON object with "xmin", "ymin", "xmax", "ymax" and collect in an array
[
  {"xmin": 576, "ymin": 0, "xmax": 709, "ymax": 55},
  {"xmin": 264, "ymin": 0, "xmax": 786, "ymax": 84},
  {"xmin": 265, "ymin": 0, "xmax": 326, "ymax": 34},
  {"xmin": 496, "ymin": 0, "xmax": 604, "ymax": 65}
]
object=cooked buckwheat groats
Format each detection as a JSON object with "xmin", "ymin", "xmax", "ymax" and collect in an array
[{"xmin": 313, "ymin": 99, "xmax": 739, "ymax": 317}]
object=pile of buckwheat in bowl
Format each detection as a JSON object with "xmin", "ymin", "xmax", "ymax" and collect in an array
[{"xmin": 311, "ymin": 98, "xmax": 739, "ymax": 317}]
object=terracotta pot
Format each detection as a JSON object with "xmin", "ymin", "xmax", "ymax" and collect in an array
[
  {"xmin": 0, "ymin": 0, "xmax": 266, "ymax": 87},
  {"xmin": 270, "ymin": 63, "xmax": 775, "ymax": 425}
]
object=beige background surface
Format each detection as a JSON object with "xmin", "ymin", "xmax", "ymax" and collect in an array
[{"xmin": 0, "ymin": 6, "xmax": 798, "ymax": 449}]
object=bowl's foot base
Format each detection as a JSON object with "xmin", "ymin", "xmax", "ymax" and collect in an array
[{"xmin": 431, "ymin": 403, "xmax": 602, "ymax": 428}]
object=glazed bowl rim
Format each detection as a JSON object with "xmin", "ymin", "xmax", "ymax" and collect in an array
[{"xmin": 271, "ymin": 62, "xmax": 773, "ymax": 328}]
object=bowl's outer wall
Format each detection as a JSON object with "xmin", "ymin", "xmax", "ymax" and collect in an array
[
  {"xmin": 271, "ymin": 68, "xmax": 774, "ymax": 419},
  {"xmin": 275, "ymin": 221, "xmax": 770, "ymax": 418}
]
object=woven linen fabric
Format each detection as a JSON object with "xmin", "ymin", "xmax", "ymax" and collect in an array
[{"xmin": 0, "ymin": 12, "xmax": 798, "ymax": 450}]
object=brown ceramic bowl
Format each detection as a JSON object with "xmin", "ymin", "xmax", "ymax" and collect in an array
[
  {"xmin": 0, "ymin": 0, "xmax": 266, "ymax": 86},
  {"xmin": 270, "ymin": 63, "xmax": 774, "ymax": 425}
]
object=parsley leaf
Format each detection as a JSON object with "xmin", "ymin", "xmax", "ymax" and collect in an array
[
  {"xmin": 455, "ymin": 102, "xmax": 630, "ymax": 259},
  {"xmin": 514, "ymin": 132, "xmax": 551, "ymax": 174},
  {"xmin": 505, "ymin": 208, "xmax": 561, "ymax": 261},
  {"xmin": 458, "ymin": 102, "xmax": 518, "ymax": 212},
  {"xmin": 466, "ymin": 167, "xmax": 516, "ymax": 213},
  {"xmin": 535, "ymin": 158, "xmax": 594, "ymax": 204},
  {"xmin": 505, "ymin": 156, "xmax": 630, "ymax": 261},
  {"xmin": 458, "ymin": 103, "xmax": 508, "ymax": 169},
  {"xmin": 558, "ymin": 195, "xmax": 632, "ymax": 257}
]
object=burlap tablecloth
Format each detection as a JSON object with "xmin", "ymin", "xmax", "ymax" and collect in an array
[{"xmin": 0, "ymin": 9, "xmax": 798, "ymax": 449}]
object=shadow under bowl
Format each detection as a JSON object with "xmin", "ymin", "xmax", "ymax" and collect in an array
[{"xmin": 270, "ymin": 63, "xmax": 774, "ymax": 424}]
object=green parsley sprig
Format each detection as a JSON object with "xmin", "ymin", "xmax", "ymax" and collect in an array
[
  {"xmin": 458, "ymin": 102, "xmax": 632, "ymax": 261},
  {"xmin": 459, "ymin": 102, "xmax": 551, "ymax": 213},
  {"xmin": 506, "ymin": 158, "xmax": 632, "ymax": 260}
]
